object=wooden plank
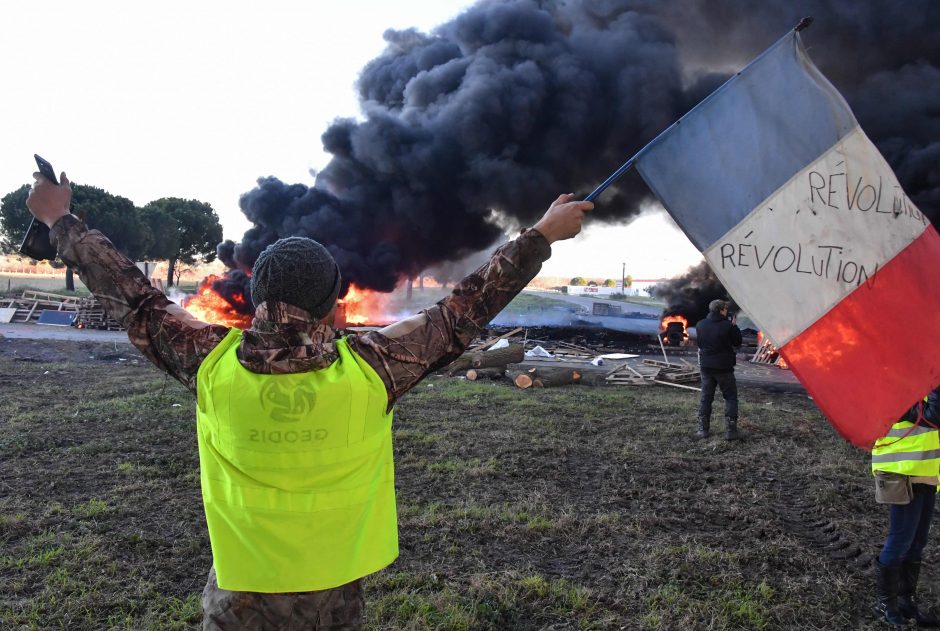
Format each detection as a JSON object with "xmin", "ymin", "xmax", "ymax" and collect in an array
[
  {"xmin": 470, "ymin": 327, "xmax": 523, "ymax": 352},
  {"xmin": 653, "ymin": 379, "xmax": 702, "ymax": 392},
  {"xmin": 20, "ymin": 290, "xmax": 81, "ymax": 304},
  {"xmin": 555, "ymin": 341, "xmax": 594, "ymax": 353},
  {"xmin": 642, "ymin": 359, "xmax": 684, "ymax": 369}
]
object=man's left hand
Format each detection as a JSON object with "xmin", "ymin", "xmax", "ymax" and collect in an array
[{"xmin": 27, "ymin": 171, "xmax": 72, "ymax": 228}]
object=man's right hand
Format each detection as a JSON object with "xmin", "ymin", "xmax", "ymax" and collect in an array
[
  {"xmin": 27, "ymin": 171, "xmax": 72, "ymax": 228},
  {"xmin": 532, "ymin": 194, "xmax": 593, "ymax": 244}
]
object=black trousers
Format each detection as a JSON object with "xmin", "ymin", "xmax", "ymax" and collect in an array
[{"xmin": 699, "ymin": 369, "xmax": 738, "ymax": 421}]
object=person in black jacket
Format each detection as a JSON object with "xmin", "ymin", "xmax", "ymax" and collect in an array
[{"xmin": 694, "ymin": 299, "xmax": 743, "ymax": 439}]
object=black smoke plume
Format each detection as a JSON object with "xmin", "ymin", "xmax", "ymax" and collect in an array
[
  {"xmin": 650, "ymin": 261, "xmax": 738, "ymax": 326},
  {"xmin": 218, "ymin": 0, "xmax": 939, "ymax": 316}
]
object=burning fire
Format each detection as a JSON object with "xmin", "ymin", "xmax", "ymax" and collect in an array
[
  {"xmin": 660, "ymin": 314, "xmax": 688, "ymax": 331},
  {"xmin": 660, "ymin": 314, "xmax": 689, "ymax": 345},
  {"xmin": 338, "ymin": 284, "xmax": 390, "ymax": 326},
  {"xmin": 183, "ymin": 275, "xmax": 253, "ymax": 329},
  {"xmin": 756, "ymin": 331, "xmax": 789, "ymax": 369},
  {"xmin": 181, "ymin": 276, "xmax": 393, "ymax": 329}
]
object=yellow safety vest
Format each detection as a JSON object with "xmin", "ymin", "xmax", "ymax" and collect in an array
[
  {"xmin": 872, "ymin": 398, "xmax": 940, "ymax": 478},
  {"xmin": 196, "ymin": 328, "xmax": 398, "ymax": 593}
]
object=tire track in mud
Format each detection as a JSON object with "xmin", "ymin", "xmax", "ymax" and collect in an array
[{"xmin": 773, "ymin": 483, "xmax": 874, "ymax": 568}]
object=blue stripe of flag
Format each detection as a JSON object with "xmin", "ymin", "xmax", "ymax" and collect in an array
[{"xmin": 634, "ymin": 33, "xmax": 858, "ymax": 250}]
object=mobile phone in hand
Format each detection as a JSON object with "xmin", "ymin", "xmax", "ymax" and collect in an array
[
  {"xmin": 34, "ymin": 154, "xmax": 59, "ymax": 185},
  {"xmin": 19, "ymin": 154, "xmax": 64, "ymax": 260}
]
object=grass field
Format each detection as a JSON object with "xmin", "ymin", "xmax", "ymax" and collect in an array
[
  {"xmin": 0, "ymin": 274, "xmax": 87, "ymax": 295},
  {"xmin": 0, "ymin": 337, "xmax": 921, "ymax": 630},
  {"xmin": 0, "ymin": 274, "xmax": 199, "ymax": 298}
]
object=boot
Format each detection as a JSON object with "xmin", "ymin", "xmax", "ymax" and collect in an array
[
  {"xmin": 875, "ymin": 560, "xmax": 910, "ymax": 627},
  {"xmin": 724, "ymin": 417, "xmax": 740, "ymax": 440},
  {"xmin": 696, "ymin": 417, "xmax": 710, "ymax": 439},
  {"xmin": 898, "ymin": 560, "xmax": 940, "ymax": 627}
]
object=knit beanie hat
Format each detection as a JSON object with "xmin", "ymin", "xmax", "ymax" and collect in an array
[
  {"xmin": 709, "ymin": 299, "xmax": 729, "ymax": 314},
  {"xmin": 250, "ymin": 237, "xmax": 342, "ymax": 319}
]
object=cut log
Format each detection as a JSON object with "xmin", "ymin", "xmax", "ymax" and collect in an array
[
  {"xmin": 511, "ymin": 366, "xmax": 581, "ymax": 389},
  {"xmin": 510, "ymin": 370, "xmax": 534, "ymax": 389},
  {"xmin": 447, "ymin": 343, "xmax": 524, "ymax": 375},
  {"xmin": 466, "ymin": 368, "xmax": 506, "ymax": 381},
  {"xmin": 532, "ymin": 367, "xmax": 582, "ymax": 387}
]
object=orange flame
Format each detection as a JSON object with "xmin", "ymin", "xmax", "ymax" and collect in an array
[
  {"xmin": 756, "ymin": 330, "xmax": 789, "ymax": 369},
  {"xmin": 659, "ymin": 314, "xmax": 689, "ymax": 345},
  {"xmin": 183, "ymin": 275, "xmax": 253, "ymax": 328},
  {"xmin": 338, "ymin": 284, "xmax": 390, "ymax": 326},
  {"xmin": 660, "ymin": 315, "xmax": 688, "ymax": 331}
]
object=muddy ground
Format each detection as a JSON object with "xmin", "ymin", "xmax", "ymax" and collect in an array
[{"xmin": 0, "ymin": 335, "xmax": 931, "ymax": 630}]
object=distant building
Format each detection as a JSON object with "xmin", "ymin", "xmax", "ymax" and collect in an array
[
  {"xmin": 565, "ymin": 278, "xmax": 667, "ymax": 297},
  {"xmin": 629, "ymin": 279, "xmax": 669, "ymax": 295}
]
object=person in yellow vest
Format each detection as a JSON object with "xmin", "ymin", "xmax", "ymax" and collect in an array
[
  {"xmin": 871, "ymin": 386, "xmax": 940, "ymax": 628},
  {"xmin": 26, "ymin": 170, "xmax": 592, "ymax": 630}
]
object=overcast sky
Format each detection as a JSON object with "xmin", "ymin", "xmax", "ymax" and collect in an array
[{"xmin": 0, "ymin": 0, "xmax": 701, "ymax": 280}]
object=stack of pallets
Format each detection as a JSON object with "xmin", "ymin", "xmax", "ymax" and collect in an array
[
  {"xmin": 0, "ymin": 290, "xmax": 81, "ymax": 323},
  {"xmin": 74, "ymin": 297, "xmax": 124, "ymax": 330}
]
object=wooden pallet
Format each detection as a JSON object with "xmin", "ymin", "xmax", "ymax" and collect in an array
[
  {"xmin": 751, "ymin": 338, "xmax": 788, "ymax": 368},
  {"xmin": 642, "ymin": 358, "xmax": 701, "ymax": 383},
  {"xmin": 0, "ymin": 290, "xmax": 80, "ymax": 323},
  {"xmin": 74, "ymin": 297, "xmax": 124, "ymax": 330},
  {"xmin": 604, "ymin": 362, "xmax": 656, "ymax": 386},
  {"xmin": 660, "ymin": 370, "xmax": 701, "ymax": 383}
]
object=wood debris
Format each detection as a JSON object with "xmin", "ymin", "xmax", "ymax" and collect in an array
[
  {"xmin": 74, "ymin": 297, "xmax": 124, "ymax": 330},
  {"xmin": 0, "ymin": 290, "xmax": 81, "ymax": 324}
]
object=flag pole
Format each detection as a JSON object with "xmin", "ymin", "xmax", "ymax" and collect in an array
[
  {"xmin": 582, "ymin": 16, "xmax": 813, "ymax": 203},
  {"xmin": 583, "ymin": 157, "xmax": 637, "ymax": 202}
]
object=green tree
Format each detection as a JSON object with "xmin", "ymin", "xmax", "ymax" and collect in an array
[
  {"xmin": 73, "ymin": 185, "xmax": 152, "ymax": 260},
  {"xmin": 141, "ymin": 198, "xmax": 222, "ymax": 287},
  {"xmin": 1, "ymin": 182, "xmax": 151, "ymax": 290},
  {"xmin": 1, "ymin": 183, "xmax": 151, "ymax": 258},
  {"xmin": 569, "ymin": 276, "xmax": 587, "ymax": 286},
  {"xmin": 0, "ymin": 185, "xmax": 32, "ymax": 254},
  {"xmin": 603, "ymin": 278, "xmax": 616, "ymax": 287},
  {"xmin": 625, "ymin": 274, "xmax": 633, "ymax": 288}
]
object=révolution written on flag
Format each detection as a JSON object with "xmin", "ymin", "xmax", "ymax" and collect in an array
[{"xmin": 631, "ymin": 29, "xmax": 939, "ymax": 448}]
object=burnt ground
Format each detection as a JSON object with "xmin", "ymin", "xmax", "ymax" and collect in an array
[{"xmin": 0, "ymin": 335, "xmax": 933, "ymax": 630}]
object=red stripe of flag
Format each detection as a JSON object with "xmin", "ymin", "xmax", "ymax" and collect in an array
[{"xmin": 779, "ymin": 226, "xmax": 940, "ymax": 448}]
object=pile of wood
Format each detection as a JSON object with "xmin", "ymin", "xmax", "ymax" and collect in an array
[
  {"xmin": 534, "ymin": 341, "xmax": 595, "ymax": 362},
  {"xmin": 74, "ymin": 297, "xmax": 124, "ymax": 331},
  {"xmin": 751, "ymin": 337, "xmax": 788, "ymax": 369},
  {"xmin": 0, "ymin": 290, "xmax": 81, "ymax": 323},
  {"xmin": 605, "ymin": 359, "xmax": 701, "ymax": 391},
  {"xmin": 445, "ymin": 328, "xmax": 704, "ymax": 392}
]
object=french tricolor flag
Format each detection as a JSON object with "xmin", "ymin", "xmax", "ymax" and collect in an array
[{"xmin": 631, "ymin": 30, "xmax": 939, "ymax": 448}]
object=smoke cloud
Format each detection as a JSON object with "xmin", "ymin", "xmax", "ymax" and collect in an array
[{"xmin": 219, "ymin": 0, "xmax": 939, "ymax": 315}]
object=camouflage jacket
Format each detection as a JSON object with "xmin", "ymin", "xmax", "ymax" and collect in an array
[{"xmin": 51, "ymin": 214, "xmax": 550, "ymax": 408}]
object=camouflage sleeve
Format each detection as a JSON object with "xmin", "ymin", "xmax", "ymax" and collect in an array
[
  {"xmin": 347, "ymin": 228, "xmax": 551, "ymax": 408},
  {"xmin": 51, "ymin": 214, "xmax": 230, "ymax": 394}
]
